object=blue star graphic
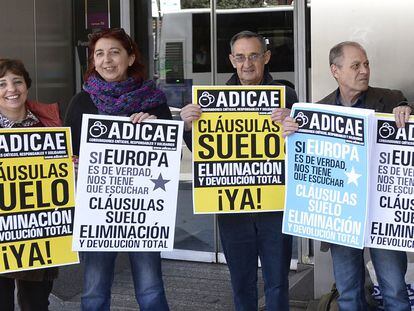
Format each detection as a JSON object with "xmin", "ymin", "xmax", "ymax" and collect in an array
[{"xmin": 150, "ymin": 173, "xmax": 170, "ymax": 191}]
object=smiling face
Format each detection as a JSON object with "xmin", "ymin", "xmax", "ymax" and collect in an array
[
  {"xmin": 0, "ymin": 71, "xmax": 28, "ymax": 119},
  {"xmin": 229, "ymin": 37, "xmax": 270, "ymax": 85},
  {"xmin": 93, "ymin": 37, "xmax": 135, "ymax": 82}
]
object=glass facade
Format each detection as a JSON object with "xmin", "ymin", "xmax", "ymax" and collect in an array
[
  {"xmin": 155, "ymin": 2, "xmax": 308, "ymax": 264},
  {"xmin": 0, "ymin": 0, "xmax": 74, "ymax": 112}
]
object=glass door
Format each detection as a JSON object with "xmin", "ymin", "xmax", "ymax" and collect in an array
[
  {"xmin": 151, "ymin": 0, "xmax": 310, "ymax": 265},
  {"xmin": 153, "ymin": 1, "xmax": 217, "ymax": 262}
]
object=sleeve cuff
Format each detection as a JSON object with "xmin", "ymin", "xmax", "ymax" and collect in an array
[{"xmin": 398, "ymin": 101, "xmax": 414, "ymax": 112}]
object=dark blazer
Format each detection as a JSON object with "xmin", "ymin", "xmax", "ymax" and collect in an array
[
  {"xmin": 319, "ymin": 86, "xmax": 406, "ymax": 252},
  {"xmin": 318, "ymin": 86, "xmax": 406, "ymax": 112}
]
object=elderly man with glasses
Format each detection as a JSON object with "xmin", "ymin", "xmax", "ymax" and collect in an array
[{"xmin": 181, "ymin": 30, "xmax": 297, "ymax": 311}]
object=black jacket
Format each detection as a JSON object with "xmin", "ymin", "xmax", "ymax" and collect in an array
[
  {"xmin": 225, "ymin": 71, "xmax": 298, "ymax": 108},
  {"xmin": 64, "ymin": 91, "xmax": 172, "ymax": 155},
  {"xmin": 318, "ymin": 86, "xmax": 406, "ymax": 112},
  {"xmin": 183, "ymin": 72, "xmax": 298, "ymax": 150}
]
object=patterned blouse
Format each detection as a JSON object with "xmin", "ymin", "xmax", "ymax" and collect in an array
[{"xmin": 0, "ymin": 109, "xmax": 40, "ymax": 128}]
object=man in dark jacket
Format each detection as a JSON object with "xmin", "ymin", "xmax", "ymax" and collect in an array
[
  {"xmin": 181, "ymin": 30, "xmax": 297, "ymax": 311},
  {"xmin": 282, "ymin": 41, "xmax": 412, "ymax": 311}
]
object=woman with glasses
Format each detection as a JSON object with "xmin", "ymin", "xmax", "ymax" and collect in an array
[
  {"xmin": 65, "ymin": 28, "xmax": 170, "ymax": 311},
  {"xmin": 0, "ymin": 58, "xmax": 61, "ymax": 311}
]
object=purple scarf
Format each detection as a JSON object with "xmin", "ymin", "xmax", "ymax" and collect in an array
[{"xmin": 83, "ymin": 75, "xmax": 167, "ymax": 115}]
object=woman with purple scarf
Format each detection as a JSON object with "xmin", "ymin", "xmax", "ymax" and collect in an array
[{"xmin": 64, "ymin": 28, "xmax": 171, "ymax": 311}]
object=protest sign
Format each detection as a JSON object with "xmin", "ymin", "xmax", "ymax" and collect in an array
[
  {"xmin": 283, "ymin": 103, "xmax": 374, "ymax": 248},
  {"xmin": 0, "ymin": 127, "xmax": 78, "ymax": 274},
  {"xmin": 192, "ymin": 85, "xmax": 286, "ymax": 214},
  {"xmin": 72, "ymin": 115, "xmax": 183, "ymax": 251},
  {"xmin": 366, "ymin": 115, "xmax": 414, "ymax": 251}
]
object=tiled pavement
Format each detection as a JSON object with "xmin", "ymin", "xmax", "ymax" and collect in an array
[{"xmin": 48, "ymin": 259, "xmax": 317, "ymax": 310}]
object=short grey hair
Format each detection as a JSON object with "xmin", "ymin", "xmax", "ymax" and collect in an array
[
  {"xmin": 329, "ymin": 41, "xmax": 367, "ymax": 66},
  {"xmin": 229, "ymin": 30, "xmax": 267, "ymax": 54}
]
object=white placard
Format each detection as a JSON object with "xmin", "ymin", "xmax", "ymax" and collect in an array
[
  {"xmin": 72, "ymin": 114, "xmax": 183, "ymax": 251},
  {"xmin": 366, "ymin": 114, "xmax": 414, "ymax": 251}
]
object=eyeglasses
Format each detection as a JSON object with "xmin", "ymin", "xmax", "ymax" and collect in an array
[
  {"xmin": 88, "ymin": 28, "xmax": 133, "ymax": 52},
  {"xmin": 232, "ymin": 53, "xmax": 265, "ymax": 63}
]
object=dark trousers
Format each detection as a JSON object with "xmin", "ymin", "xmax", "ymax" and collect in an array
[
  {"xmin": 218, "ymin": 212, "xmax": 292, "ymax": 311},
  {"xmin": 0, "ymin": 277, "xmax": 53, "ymax": 311}
]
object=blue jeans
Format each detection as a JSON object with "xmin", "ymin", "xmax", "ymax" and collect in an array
[
  {"xmin": 218, "ymin": 212, "xmax": 292, "ymax": 311},
  {"xmin": 81, "ymin": 251, "xmax": 169, "ymax": 311},
  {"xmin": 330, "ymin": 245, "xmax": 410, "ymax": 311}
]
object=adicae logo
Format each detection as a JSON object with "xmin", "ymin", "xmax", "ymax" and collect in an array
[
  {"xmin": 378, "ymin": 122, "xmax": 395, "ymax": 139},
  {"xmin": 89, "ymin": 121, "xmax": 108, "ymax": 138},
  {"xmin": 198, "ymin": 91, "xmax": 215, "ymax": 107},
  {"xmin": 295, "ymin": 112, "xmax": 309, "ymax": 128}
]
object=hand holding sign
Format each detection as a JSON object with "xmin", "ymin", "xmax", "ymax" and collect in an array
[
  {"xmin": 271, "ymin": 107, "xmax": 291, "ymax": 123},
  {"xmin": 180, "ymin": 104, "xmax": 202, "ymax": 131},
  {"xmin": 281, "ymin": 116, "xmax": 299, "ymax": 137},
  {"xmin": 393, "ymin": 105, "xmax": 412, "ymax": 128}
]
